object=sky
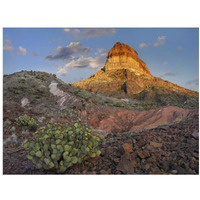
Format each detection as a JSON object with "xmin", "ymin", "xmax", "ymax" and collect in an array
[{"xmin": 3, "ymin": 28, "xmax": 199, "ymax": 91}]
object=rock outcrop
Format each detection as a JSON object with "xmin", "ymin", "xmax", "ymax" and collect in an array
[
  {"xmin": 104, "ymin": 42, "xmax": 152, "ymax": 76},
  {"xmin": 72, "ymin": 42, "xmax": 198, "ymax": 100}
]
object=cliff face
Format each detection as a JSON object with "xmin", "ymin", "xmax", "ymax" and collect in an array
[
  {"xmin": 104, "ymin": 42, "xmax": 152, "ymax": 76},
  {"xmin": 72, "ymin": 42, "xmax": 198, "ymax": 100}
]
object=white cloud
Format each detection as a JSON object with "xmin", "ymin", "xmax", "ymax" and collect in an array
[
  {"xmin": 57, "ymin": 66, "xmax": 68, "ymax": 74},
  {"xmin": 46, "ymin": 42, "xmax": 91, "ymax": 60},
  {"xmin": 72, "ymin": 29, "xmax": 81, "ymax": 34},
  {"xmin": 139, "ymin": 42, "xmax": 151, "ymax": 49},
  {"xmin": 64, "ymin": 28, "xmax": 70, "ymax": 32},
  {"xmin": 186, "ymin": 77, "xmax": 199, "ymax": 85},
  {"xmin": 97, "ymin": 48, "xmax": 106, "ymax": 53},
  {"xmin": 56, "ymin": 52, "xmax": 106, "ymax": 75},
  {"xmin": 5, "ymin": 39, "xmax": 11, "ymax": 44},
  {"xmin": 64, "ymin": 28, "xmax": 81, "ymax": 34},
  {"xmin": 54, "ymin": 43, "xmax": 108, "ymax": 76},
  {"xmin": 65, "ymin": 56, "xmax": 103, "ymax": 69},
  {"xmin": 154, "ymin": 36, "xmax": 166, "ymax": 47},
  {"xmin": 82, "ymin": 28, "xmax": 116, "ymax": 38},
  {"xmin": 3, "ymin": 43, "xmax": 14, "ymax": 51},
  {"xmin": 160, "ymin": 72, "xmax": 176, "ymax": 77},
  {"xmin": 18, "ymin": 46, "xmax": 27, "ymax": 56},
  {"xmin": 3, "ymin": 39, "xmax": 14, "ymax": 51},
  {"xmin": 94, "ymin": 48, "xmax": 108, "ymax": 56},
  {"xmin": 63, "ymin": 28, "xmax": 117, "ymax": 39}
]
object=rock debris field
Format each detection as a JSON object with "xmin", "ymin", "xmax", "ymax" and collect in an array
[
  {"xmin": 66, "ymin": 115, "xmax": 199, "ymax": 175},
  {"xmin": 4, "ymin": 115, "xmax": 198, "ymax": 174}
]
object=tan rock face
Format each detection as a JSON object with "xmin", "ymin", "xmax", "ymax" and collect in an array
[{"xmin": 104, "ymin": 42, "xmax": 152, "ymax": 76}]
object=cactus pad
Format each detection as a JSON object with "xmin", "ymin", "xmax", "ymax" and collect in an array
[{"xmin": 23, "ymin": 121, "xmax": 102, "ymax": 173}]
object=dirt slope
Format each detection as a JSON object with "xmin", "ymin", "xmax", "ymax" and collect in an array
[{"xmin": 81, "ymin": 104, "xmax": 198, "ymax": 134}]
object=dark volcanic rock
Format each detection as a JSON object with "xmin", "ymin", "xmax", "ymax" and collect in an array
[
  {"xmin": 191, "ymin": 132, "xmax": 199, "ymax": 139},
  {"xmin": 116, "ymin": 153, "xmax": 135, "ymax": 174},
  {"xmin": 123, "ymin": 143, "xmax": 133, "ymax": 153},
  {"xmin": 4, "ymin": 115, "xmax": 199, "ymax": 175}
]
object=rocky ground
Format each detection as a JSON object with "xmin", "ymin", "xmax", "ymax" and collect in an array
[
  {"xmin": 3, "ymin": 71, "xmax": 199, "ymax": 175},
  {"xmin": 66, "ymin": 115, "xmax": 199, "ymax": 175},
  {"xmin": 3, "ymin": 115, "xmax": 199, "ymax": 175}
]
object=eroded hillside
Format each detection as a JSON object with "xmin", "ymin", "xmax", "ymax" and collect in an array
[{"xmin": 3, "ymin": 71, "xmax": 199, "ymax": 174}]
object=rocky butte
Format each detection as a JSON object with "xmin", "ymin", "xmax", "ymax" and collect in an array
[
  {"xmin": 104, "ymin": 42, "xmax": 152, "ymax": 76},
  {"xmin": 72, "ymin": 42, "xmax": 198, "ymax": 102}
]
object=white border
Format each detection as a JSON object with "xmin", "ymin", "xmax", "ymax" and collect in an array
[{"xmin": 0, "ymin": 1, "xmax": 199, "ymax": 200}]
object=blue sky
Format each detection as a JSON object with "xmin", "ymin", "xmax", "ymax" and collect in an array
[{"xmin": 3, "ymin": 28, "xmax": 199, "ymax": 91}]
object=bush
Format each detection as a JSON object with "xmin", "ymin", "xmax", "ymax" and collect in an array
[
  {"xmin": 104, "ymin": 100, "xmax": 109, "ymax": 104},
  {"xmin": 3, "ymin": 120, "xmax": 11, "ymax": 127},
  {"xmin": 114, "ymin": 102, "xmax": 122, "ymax": 107},
  {"xmin": 60, "ymin": 114, "xmax": 66, "ymax": 118},
  {"xmin": 15, "ymin": 115, "xmax": 38, "ymax": 131},
  {"xmin": 23, "ymin": 122, "xmax": 102, "ymax": 173}
]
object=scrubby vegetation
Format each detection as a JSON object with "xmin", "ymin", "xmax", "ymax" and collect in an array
[
  {"xmin": 114, "ymin": 102, "xmax": 123, "ymax": 107},
  {"xmin": 23, "ymin": 122, "xmax": 102, "ymax": 173},
  {"xmin": 15, "ymin": 115, "xmax": 38, "ymax": 131}
]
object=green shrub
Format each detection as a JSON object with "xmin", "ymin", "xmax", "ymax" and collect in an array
[
  {"xmin": 8, "ymin": 87, "xmax": 19, "ymax": 94},
  {"xmin": 47, "ymin": 113, "xmax": 54, "ymax": 118},
  {"xmin": 15, "ymin": 115, "xmax": 38, "ymax": 131},
  {"xmin": 19, "ymin": 78, "xmax": 26, "ymax": 83},
  {"xmin": 60, "ymin": 114, "xmax": 66, "ymax": 118},
  {"xmin": 3, "ymin": 120, "xmax": 11, "ymax": 127},
  {"xmin": 114, "ymin": 102, "xmax": 122, "ymax": 107},
  {"xmin": 74, "ymin": 90, "xmax": 79, "ymax": 95},
  {"xmin": 23, "ymin": 122, "xmax": 102, "ymax": 173},
  {"xmin": 104, "ymin": 100, "xmax": 109, "ymax": 104}
]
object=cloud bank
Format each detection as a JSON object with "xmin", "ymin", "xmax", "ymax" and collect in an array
[
  {"xmin": 186, "ymin": 77, "xmax": 199, "ymax": 85},
  {"xmin": 63, "ymin": 28, "xmax": 117, "ymax": 39},
  {"xmin": 56, "ymin": 48, "xmax": 107, "ymax": 75},
  {"xmin": 139, "ymin": 36, "xmax": 166, "ymax": 49},
  {"xmin": 3, "ymin": 39, "xmax": 14, "ymax": 51},
  {"xmin": 46, "ymin": 42, "xmax": 91, "ymax": 61},
  {"xmin": 139, "ymin": 42, "xmax": 151, "ymax": 49},
  {"xmin": 82, "ymin": 28, "xmax": 117, "ymax": 38},
  {"xmin": 160, "ymin": 72, "xmax": 176, "ymax": 78}
]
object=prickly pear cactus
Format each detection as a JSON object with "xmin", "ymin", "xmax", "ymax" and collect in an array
[{"xmin": 23, "ymin": 122, "xmax": 102, "ymax": 173}]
